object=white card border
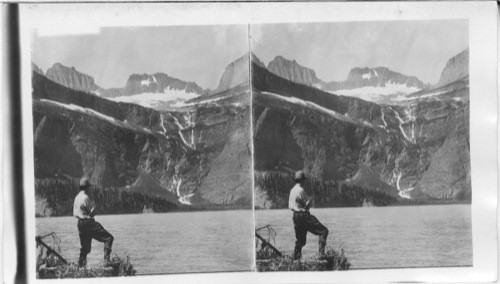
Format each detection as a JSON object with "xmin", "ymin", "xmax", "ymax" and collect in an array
[{"xmin": 14, "ymin": 2, "xmax": 498, "ymax": 283}]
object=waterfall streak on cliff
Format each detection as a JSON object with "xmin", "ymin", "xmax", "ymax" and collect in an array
[
  {"xmin": 381, "ymin": 108, "xmax": 388, "ymax": 128},
  {"xmin": 171, "ymin": 115, "xmax": 194, "ymax": 149},
  {"xmin": 179, "ymin": 193, "xmax": 194, "ymax": 205},
  {"xmin": 175, "ymin": 178, "xmax": 182, "ymax": 200},
  {"xmin": 395, "ymin": 172, "xmax": 413, "ymax": 199},
  {"xmin": 393, "ymin": 109, "xmax": 413, "ymax": 143},
  {"xmin": 185, "ymin": 112, "xmax": 196, "ymax": 149},
  {"xmin": 171, "ymin": 173, "xmax": 193, "ymax": 205},
  {"xmin": 160, "ymin": 114, "xmax": 167, "ymax": 133},
  {"xmin": 404, "ymin": 106, "xmax": 417, "ymax": 142},
  {"xmin": 190, "ymin": 129, "xmax": 195, "ymax": 149}
]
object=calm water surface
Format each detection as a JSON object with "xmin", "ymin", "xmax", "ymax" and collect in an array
[
  {"xmin": 256, "ymin": 205, "xmax": 472, "ymax": 269},
  {"xmin": 37, "ymin": 205, "xmax": 472, "ymax": 274},
  {"xmin": 37, "ymin": 210, "xmax": 254, "ymax": 275}
]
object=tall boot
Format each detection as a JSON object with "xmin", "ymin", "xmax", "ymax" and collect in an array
[
  {"xmin": 78, "ymin": 253, "xmax": 87, "ymax": 267},
  {"xmin": 293, "ymin": 247, "xmax": 302, "ymax": 260},
  {"xmin": 319, "ymin": 240, "xmax": 326, "ymax": 255},
  {"xmin": 318, "ymin": 240, "xmax": 328, "ymax": 260},
  {"xmin": 104, "ymin": 248, "xmax": 112, "ymax": 266}
]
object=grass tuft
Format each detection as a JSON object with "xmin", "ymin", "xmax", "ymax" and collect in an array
[
  {"xmin": 37, "ymin": 254, "xmax": 136, "ymax": 278},
  {"xmin": 256, "ymin": 248, "xmax": 351, "ymax": 272}
]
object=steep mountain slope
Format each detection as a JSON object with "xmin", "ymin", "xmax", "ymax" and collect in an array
[
  {"xmin": 119, "ymin": 73, "xmax": 207, "ymax": 97},
  {"xmin": 108, "ymin": 73, "xmax": 209, "ymax": 110},
  {"xmin": 267, "ymin": 56, "xmax": 322, "ymax": 87},
  {"xmin": 323, "ymin": 67, "xmax": 426, "ymax": 103},
  {"xmin": 32, "ymin": 71, "xmax": 252, "ymax": 215},
  {"xmin": 45, "ymin": 63, "xmax": 103, "ymax": 95},
  {"xmin": 214, "ymin": 52, "xmax": 265, "ymax": 94},
  {"xmin": 434, "ymin": 48, "xmax": 469, "ymax": 88},
  {"xmin": 259, "ymin": 55, "xmax": 427, "ymax": 103},
  {"xmin": 324, "ymin": 67, "xmax": 425, "ymax": 91},
  {"xmin": 32, "ymin": 62, "xmax": 44, "ymax": 75},
  {"xmin": 42, "ymin": 62, "xmax": 209, "ymax": 109},
  {"xmin": 252, "ymin": 57, "xmax": 470, "ymax": 208},
  {"xmin": 347, "ymin": 165, "xmax": 400, "ymax": 199}
]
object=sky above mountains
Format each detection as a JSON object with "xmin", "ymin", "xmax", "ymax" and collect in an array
[
  {"xmin": 251, "ymin": 20, "xmax": 468, "ymax": 85},
  {"xmin": 32, "ymin": 20, "xmax": 467, "ymax": 89},
  {"xmin": 32, "ymin": 25, "xmax": 248, "ymax": 89}
]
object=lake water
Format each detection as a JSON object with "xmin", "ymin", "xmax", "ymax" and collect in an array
[
  {"xmin": 36, "ymin": 210, "xmax": 255, "ymax": 275},
  {"xmin": 36, "ymin": 205, "xmax": 472, "ymax": 275},
  {"xmin": 256, "ymin": 205, "xmax": 472, "ymax": 269}
]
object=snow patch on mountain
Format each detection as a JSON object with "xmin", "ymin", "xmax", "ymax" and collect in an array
[
  {"xmin": 362, "ymin": 72, "xmax": 373, "ymax": 80},
  {"xmin": 330, "ymin": 82, "xmax": 421, "ymax": 102},
  {"xmin": 39, "ymin": 99, "xmax": 154, "ymax": 135},
  {"xmin": 392, "ymin": 90, "xmax": 448, "ymax": 102},
  {"xmin": 110, "ymin": 87, "xmax": 199, "ymax": 109},
  {"xmin": 261, "ymin": 91, "xmax": 372, "ymax": 128},
  {"xmin": 170, "ymin": 91, "xmax": 243, "ymax": 108},
  {"xmin": 141, "ymin": 78, "xmax": 152, "ymax": 86},
  {"xmin": 313, "ymin": 83, "xmax": 323, "ymax": 90}
]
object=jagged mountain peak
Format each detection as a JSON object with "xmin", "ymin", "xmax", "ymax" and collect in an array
[
  {"xmin": 250, "ymin": 52, "xmax": 266, "ymax": 68},
  {"xmin": 435, "ymin": 47, "xmax": 469, "ymax": 88},
  {"xmin": 325, "ymin": 66, "xmax": 426, "ymax": 101},
  {"xmin": 45, "ymin": 62, "xmax": 102, "ymax": 95},
  {"xmin": 267, "ymin": 55, "xmax": 322, "ymax": 87},
  {"xmin": 32, "ymin": 62, "xmax": 44, "ymax": 75},
  {"xmin": 346, "ymin": 67, "xmax": 420, "ymax": 84},
  {"xmin": 214, "ymin": 52, "xmax": 261, "ymax": 93},
  {"xmin": 228, "ymin": 52, "xmax": 265, "ymax": 68},
  {"xmin": 50, "ymin": 62, "xmax": 79, "ymax": 73},
  {"xmin": 122, "ymin": 72, "xmax": 208, "ymax": 97}
]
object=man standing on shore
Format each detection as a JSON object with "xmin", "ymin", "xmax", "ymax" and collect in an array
[
  {"xmin": 73, "ymin": 177, "xmax": 114, "ymax": 267},
  {"xmin": 288, "ymin": 171, "xmax": 329, "ymax": 260}
]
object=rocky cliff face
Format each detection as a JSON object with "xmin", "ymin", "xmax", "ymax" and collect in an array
[
  {"xmin": 214, "ymin": 53, "xmax": 265, "ymax": 94},
  {"xmin": 116, "ymin": 73, "xmax": 208, "ymax": 97},
  {"xmin": 259, "ymin": 55, "xmax": 427, "ymax": 103},
  {"xmin": 435, "ymin": 48, "xmax": 469, "ymax": 88},
  {"xmin": 42, "ymin": 63, "xmax": 209, "ymax": 109},
  {"xmin": 325, "ymin": 67, "xmax": 425, "ymax": 91},
  {"xmin": 252, "ymin": 59, "xmax": 470, "ymax": 208},
  {"xmin": 33, "ymin": 72, "xmax": 178, "ymax": 186},
  {"xmin": 32, "ymin": 71, "xmax": 252, "ymax": 213},
  {"xmin": 34, "ymin": 49, "xmax": 469, "ymax": 212},
  {"xmin": 32, "ymin": 62, "xmax": 44, "ymax": 75},
  {"xmin": 267, "ymin": 56, "xmax": 322, "ymax": 87},
  {"xmin": 45, "ymin": 63, "xmax": 103, "ymax": 95}
]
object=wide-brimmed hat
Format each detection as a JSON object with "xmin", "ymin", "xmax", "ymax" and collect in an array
[
  {"xmin": 295, "ymin": 171, "xmax": 307, "ymax": 182},
  {"xmin": 79, "ymin": 177, "xmax": 90, "ymax": 188}
]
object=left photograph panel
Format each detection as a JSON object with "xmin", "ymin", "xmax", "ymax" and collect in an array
[{"xmin": 31, "ymin": 25, "xmax": 254, "ymax": 277}]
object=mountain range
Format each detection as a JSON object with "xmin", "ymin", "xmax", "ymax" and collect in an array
[
  {"xmin": 34, "ymin": 47, "xmax": 465, "ymax": 107},
  {"xmin": 36, "ymin": 62, "xmax": 211, "ymax": 110},
  {"xmin": 252, "ymin": 48, "xmax": 469, "ymax": 208},
  {"xmin": 32, "ymin": 57, "xmax": 253, "ymax": 216},
  {"xmin": 32, "ymin": 47, "xmax": 469, "ymax": 214},
  {"xmin": 265, "ymin": 55, "xmax": 453, "ymax": 104}
]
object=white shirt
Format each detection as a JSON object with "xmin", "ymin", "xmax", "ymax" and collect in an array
[
  {"xmin": 288, "ymin": 183, "xmax": 314, "ymax": 212},
  {"xmin": 73, "ymin": 190, "xmax": 95, "ymax": 219}
]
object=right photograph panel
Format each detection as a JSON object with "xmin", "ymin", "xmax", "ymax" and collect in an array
[{"xmin": 251, "ymin": 21, "xmax": 471, "ymax": 271}]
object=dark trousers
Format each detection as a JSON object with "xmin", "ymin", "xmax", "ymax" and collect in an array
[
  {"xmin": 77, "ymin": 218, "xmax": 114, "ymax": 266},
  {"xmin": 292, "ymin": 211, "xmax": 329, "ymax": 259}
]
